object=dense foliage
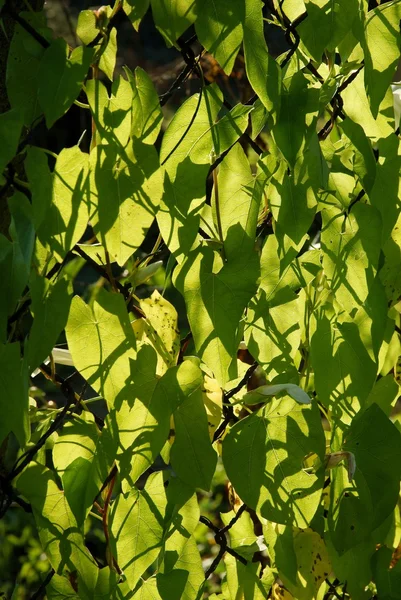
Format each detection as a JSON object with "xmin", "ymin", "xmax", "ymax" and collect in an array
[{"xmin": 1, "ymin": 0, "xmax": 401, "ymax": 598}]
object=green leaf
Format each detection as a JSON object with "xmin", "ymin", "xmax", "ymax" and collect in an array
[
  {"xmin": 329, "ymin": 405, "xmax": 401, "ymax": 554},
  {"xmin": 86, "ymin": 77, "xmax": 133, "ymax": 147},
  {"xmin": 344, "ymin": 404, "xmax": 401, "ymax": 531},
  {"xmin": 157, "ymin": 535, "xmax": 205, "ymax": 600},
  {"xmin": 38, "ymin": 38, "xmax": 94, "ymax": 127},
  {"xmin": 195, "ymin": 0, "xmax": 244, "ymax": 75},
  {"xmin": 212, "ymin": 144, "xmax": 263, "ymax": 258},
  {"xmin": 110, "ymin": 471, "xmax": 167, "ymax": 590},
  {"xmin": 370, "ymin": 135, "xmax": 401, "ymax": 241},
  {"xmin": 0, "ymin": 109, "xmax": 22, "ymax": 181},
  {"xmin": 320, "ymin": 197, "xmax": 382, "ymax": 313},
  {"xmin": 46, "ymin": 573, "xmax": 80, "ymax": 599},
  {"xmin": 0, "ymin": 193, "xmax": 34, "ymax": 337},
  {"xmin": 272, "ymin": 70, "xmax": 320, "ymax": 168},
  {"xmin": 35, "ymin": 146, "xmax": 90, "ymax": 263},
  {"xmin": 169, "ymin": 360, "xmax": 216, "ymax": 490},
  {"xmin": 372, "ymin": 546, "xmax": 401, "ymax": 600},
  {"xmin": 125, "ymin": 66, "xmax": 163, "ymax": 144},
  {"xmin": 25, "ymin": 146, "xmax": 53, "ymax": 230},
  {"xmin": 17, "ymin": 464, "xmax": 98, "ymax": 594},
  {"xmin": 366, "ymin": 374, "xmax": 399, "ymax": 417},
  {"xmin": 245, "ymin": 292, "xmax": 300, "ymax": 374},
  {"xmin": 123, "ymin": 0, "xmax": 150, "ymax": 31},
  {"xmin": 341, "ymin": 68, "xmax": 394, "ymax": 142},
  {"xmin": 89, "ymin": 139, "xmax": 162, "ymax": 266},
  {"xmin": 99, "ymin": 27, "xmax": 117, "ymax": 81},
  {"xmin": 52, "ymin": 412, "xmax": 109, "ymax": 526},
  {"xmin": 263, "ymin": 522, "xmax": 298, "ymax": 586},
  {"xmin": 268, "ymin": 159, "xmax": 318, "ymax": 247},
  {"xmin": 65, "ymin": 290, "xmax": 137, "ymax": 409},
  {"xmin": 326, "ymin": 535, "xmax": 375, "ymax": 600},
  {"xmin": 132, "ymin": 579, "xmax": 162, "ymax": 600},
  {"xmin": 340, "ymin": 118, "xmax": 377, "ymax": 194},
  {"xmin": 223, "ymin": 396, "xmax": 325, "ymax": 527},
  {"xmin": 107, "ymin": 351, "xmax": 182, "ymax": 487},
  {"xmin": 256, "ymin": 234, "xmax": 321, "ymax": 307},
  {"xmin": 0, "ymin": 342, "xmax": 29, "ymax": 447},
  {"xmin": 26, "ymin": 272, "xmax": 72, "ymax": 372},
  {"xmin": 174, "ymin": 244, "xmax": 259, "ymax": 385},
  {"xmin": 158, "ymin": 84, "xmax": 252, "ymax": 259},
  {"xmin": 221, "ymin": 509, "xmax": 259, "ymax": 560},
  {"xmin": 311, "ymin": 314, "xmax": 377, "ymax": 425},
  {"xmin": 298, "ymin": 0, "xmax": 359, "ymax": 61},
  {"xmin": 6, "ymin": 12, "xmax": 52, "ymax": 126},
  {"xmin": 243, "ymin": 0, "xmax": 281, "ymax": 122},
  {"xmin": 224, "ymin": 553, "xmax": 270, "ymax": 600},
  {"xmin": 150, "ymin": 0, "xmax": 197, "ymax": 47},
  {"xmin": 364, "ymin": 1, "xmax": 401, "ymax": 117}
]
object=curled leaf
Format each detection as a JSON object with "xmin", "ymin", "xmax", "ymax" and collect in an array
[{"xmin": 243, "ymin": 383, "xmax": 312, "ymax": 406}]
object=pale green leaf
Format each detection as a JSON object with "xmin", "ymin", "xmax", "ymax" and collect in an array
[
  {"xmin": 76, "ymin": 10, "xmax": 98, "ymax": 44},
  {"xmin": 223, "ymin": 396, "xmax": 325, "ymax": 527},
  {"xmin": 174, "ymin": 244, "xmax": 259, "ymax": 385},
  {"xmin": 158, "ymin": 84, "xmax": 252, "ymax": 259},
  {"xmin": 224, "ymin": 553, "xmax": 270, "ymax": 600},
  {"xmin": 17, "ymin": 464, "xmax": 98, "ymax": 593},
  {"xmin": 157, "ymin": 535, "xmax": 205, "ymax": 600},
  {"xmin": 110, "ymin": 471, "xmax": 167, "ymax": 590},
  {"xmin": 86, "ymin": 77, "xmax": 133, "ymax": 147},
  {"xmin": 52, "ymin": 412, "xmax": 109, "ymax": 526},
  {"xmin": 364, "ymin": 1, "xmax": 401, "ymax": 117},
  {"xmin": 341, "ymin": 68, "xmax": 394, "ymax": 142},
  {"xmin": 221, "ymin": 509, "xmax": 259, "ymax": 560},
  {"xmin": 195, "ymin": 0, "xmax": 244, "ymax": 75},
  {"xmin": 65, "ymin": 290, "xmax": 137, "ymax": 409},
  {"xmin": 125, "ymin": 66, "xmax": 163, "ymax": 144},
  {"xmin": 245, "ymin": 293, "xmax": 300, "ymax": 374},
  {"xmin": 36, "ymin": 146, "xmax": 90, "ymax": 263},
  {"xmin": 38, "ymin": 39, "xmax": 94, "ymax": 127},
  {"xmin": 89, "ymin": 139, "xmax": 162, "ymax": 266},
  {"xmin": 212, "ymin": 144, "xmax": 262, "ymax": 258},
  {"xmin": 257, "ymin": 235, "xmax": 321, "ymax": 307},
  {"xmin": 169, "ymin": 360, "xmax": 217, "ymax": 490}
]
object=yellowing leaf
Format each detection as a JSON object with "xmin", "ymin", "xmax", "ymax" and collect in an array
[{"xmin": 203, "ymin": 374, "xmax": 223, "ymax": 440}]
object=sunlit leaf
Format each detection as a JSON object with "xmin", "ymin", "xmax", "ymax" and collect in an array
[{"xmin": 223, "ymin": 396, "xmax": 325, "ymax": 527}]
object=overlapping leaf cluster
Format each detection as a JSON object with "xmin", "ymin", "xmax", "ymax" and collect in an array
[{"xmin": 1, "ymin": 0, "xmax": 401, "ymax": 598}]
